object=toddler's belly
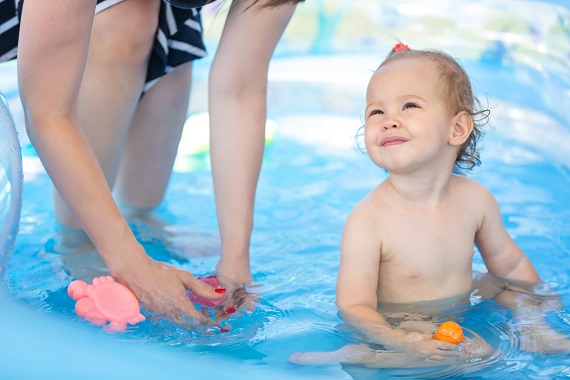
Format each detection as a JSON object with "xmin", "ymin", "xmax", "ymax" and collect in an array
[{"xmin": 377, "ymin": 291, "xmax": 471, "ymax": 315}]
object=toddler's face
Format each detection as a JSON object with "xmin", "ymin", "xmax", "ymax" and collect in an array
[{"xmin": 364, "ymin": 56, "xmax": 457, "ymax": 174}]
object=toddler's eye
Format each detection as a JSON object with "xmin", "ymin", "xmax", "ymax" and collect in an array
[
  {"xmin": 404, "ymin": 103, "xmax": 419, "ymax": 109},
  {"xmin": 368, "ymin": 109, "xmax": 384, "ymax": 117}
]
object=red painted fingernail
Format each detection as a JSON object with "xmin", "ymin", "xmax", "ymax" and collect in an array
[
  {"xmin": 220, "ymin": 327, "xmax": 230, "ymax": 333},
  {"xmin": 225, "ymin": 306, "xmax": 237, "ymax": 314},
  {"xmin": 215, "ymin": 288, "xmax": 226, "ymax": 294}
]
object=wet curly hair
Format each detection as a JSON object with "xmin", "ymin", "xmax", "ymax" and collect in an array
[{"xmin": 378, "ymin": 46, "xmax": 490, "ymax": 172}]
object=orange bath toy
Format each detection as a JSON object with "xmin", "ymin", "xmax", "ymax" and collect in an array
[{"xmin": 433, "ymin": 321, "xmax": 464, "ymax": 344}]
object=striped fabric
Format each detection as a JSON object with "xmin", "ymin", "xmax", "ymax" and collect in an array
[
  {"xmin": 0, "ymin": 0, "xmax": 19, "ymax": 63},
  {"xmin": 0, "ymin": 0, "xmax": 207, "ymax": 91}
]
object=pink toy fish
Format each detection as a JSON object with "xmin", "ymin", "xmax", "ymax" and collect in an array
[{"xmin": 68, "ymin": 276, "xmax": 145, "ymax": 332}]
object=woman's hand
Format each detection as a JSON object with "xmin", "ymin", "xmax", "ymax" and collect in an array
[
  {"xmin": 108, "ymin": 244, "xmax": 225, "ymax": 327},
  {"xmin": 204, "ymin": 273, "xmax": 259, "ymax": 323}
]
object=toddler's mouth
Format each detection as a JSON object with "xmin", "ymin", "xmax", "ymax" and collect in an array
[{"xmin": 380, "ymin": 136, "xmax": 408, "ymax": 146}]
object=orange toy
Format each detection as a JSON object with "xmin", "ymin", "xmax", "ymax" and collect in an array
[{"xmin": 433, "ymin": 321, "xmax": 464, "ymax": 344}]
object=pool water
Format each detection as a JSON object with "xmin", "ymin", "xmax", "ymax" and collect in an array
[{"xmin": 2, "ymin": 0, "xmax": 570, "ymax": 378}]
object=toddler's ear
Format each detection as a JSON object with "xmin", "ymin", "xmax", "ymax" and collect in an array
[{"xmin": 449, "ymin": 111, "xmax": 474, "ymax": 146}]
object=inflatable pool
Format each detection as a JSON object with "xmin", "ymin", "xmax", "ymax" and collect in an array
[
  {"xmin": 0, "ymin": 92, "xmax": 21, "ymax": 275},
  {"xmin": 1, "ymin": 0, "xmax": 569, "ymax": 378}
]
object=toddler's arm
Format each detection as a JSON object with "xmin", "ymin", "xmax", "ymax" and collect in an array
[
  {"xmin": 476, "ymin": 187, "xmax": 570, "ymax": 354},
  {"xmin": 475, "ymin": 187, "xmax": 540, "ymax": 285}
]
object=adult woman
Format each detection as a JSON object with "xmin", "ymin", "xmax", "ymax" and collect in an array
[{"xmin": 1, "ymin": 0, "xmax": 302, "ymax": 324}]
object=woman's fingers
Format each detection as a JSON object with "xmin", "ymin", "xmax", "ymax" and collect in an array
[
  {"xmin": 181, "ymin": 300, "xmax": 220, "ymax": 327},
  {"xmin": 133, "ymin": 264, "xmax": 220, "ymax": 327},
  {"xmin": 180, "ymin": 271, "xmax": 226, "ymax": 301}
]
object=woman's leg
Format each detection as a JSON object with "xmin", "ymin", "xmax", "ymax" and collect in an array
[
  {"xmin": 114, "ymin": 63, "xmax": 192, "ymax": 210},
  {"xmin": 209, "ymin": 0, "xmax": 297, "ymax": 285},
  {"xmin": 53, "ymin": 0, "xmax": 161, "ymax": 228}
]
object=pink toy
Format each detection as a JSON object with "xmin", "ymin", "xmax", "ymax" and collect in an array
[
  {"xmin": 188, "ymin": 275, "xmax": 227, "ymax": 307},
  {"xmin": 67, "ymin": 276, "xmax": 145, "ymax": 332}
]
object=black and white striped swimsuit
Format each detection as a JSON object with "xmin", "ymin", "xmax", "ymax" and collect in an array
[{"xmin": 0, "ymin": 0, "xmax": 208, "ymax": 91}]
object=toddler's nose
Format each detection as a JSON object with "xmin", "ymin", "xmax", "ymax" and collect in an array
[{"xmin": 382, "ymin": 118, "xmax": 400, "ymax": 130}]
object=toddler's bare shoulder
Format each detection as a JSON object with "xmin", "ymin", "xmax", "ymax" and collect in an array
[
  {"xmin": 349, "ymin": 189, "xmax": 390, "ymax": 223},
  {"xmin": 451, "ymin": 175, "xmax": 493, "ymax": 199}
]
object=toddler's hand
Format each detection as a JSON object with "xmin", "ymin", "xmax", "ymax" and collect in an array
[
  {"xmin": 400, "ymin": 331, "xmax": 460, "ymax": 359},
  {"xmin": 460, "ymin": 336, "xmax": 495, "ymax": 360}
]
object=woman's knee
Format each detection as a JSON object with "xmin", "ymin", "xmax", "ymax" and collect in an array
[{"xmin": 90, "ymin": 0, "xmax": 160, "ymax": 67}]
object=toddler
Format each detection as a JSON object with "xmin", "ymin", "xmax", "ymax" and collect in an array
[{"xmin": 290, "ymin": 44, "xmax": 570, "ymax": 367}]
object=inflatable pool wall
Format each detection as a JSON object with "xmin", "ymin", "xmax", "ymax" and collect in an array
[{"xmin": 0, "ymin": 92, "xmax": 22, "ymax": 273}]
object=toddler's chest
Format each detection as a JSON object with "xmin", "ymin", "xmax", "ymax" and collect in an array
[
  {"xmin": 381, "ymin": 213, "xmax": 475, "ymax": 261},
  {"xmin": 377, "ymin": 215, "xmax": 476, "ymax": 299}
]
